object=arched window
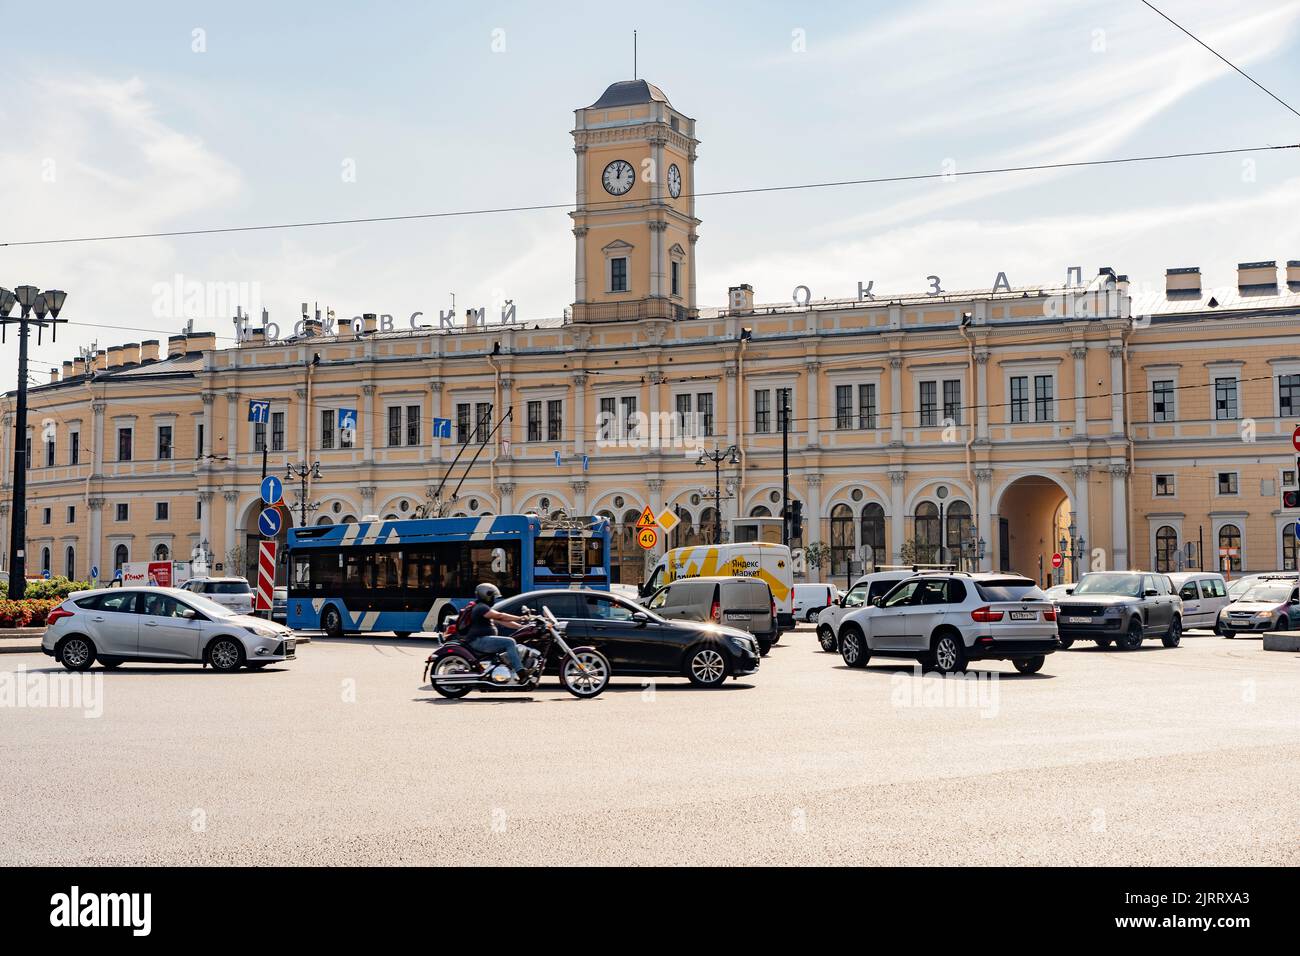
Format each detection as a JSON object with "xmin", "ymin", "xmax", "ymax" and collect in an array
[
  {"xmin": 65, "ymin": 546, "xmax": 75, "ymax": 579},
  {"xmin": 113, "ymin": 544, "xmax": 129, "ymax": 571},
  {"xmin": 41, "ymin": 547, "xmax": 51, "ymax": 575},
  {"xmin": 860, "ymin": 503, "xmax": 886, "ymax": 569},
  {"xmin": 913, "ymin": 501, "xmax": 940, "ymax": 565},
  {"xmin": 1283, "ymin": 524, "xmax": 1298, "ymax": 572},
  {"xmin": 315, "ymin": 515, "xmax": 334, "ymax": 526},
  {"xmin": 830, "ymin": 504, "xmax": 855, "ymax": 576},
  {"xmin": 670, "ymin": 506, "xmax": 693, "ymax": 549},
  {"xmin": 1217, "ymin": 524, "xmax": 1242, "ymax": 572},
  {"xmin": 341, "ymin": 515, "xmax": 358, "ymax": 524},
  {"xmin": 153, "ymin": 543, "xmax": 170, "ymax": 562},
  {"xmin": 945, "ymin": 501, "xmax": 972, "ymax": 568},
  {"xmin": 1154, "ymin": 526, "xmax": 1178, "ymax": 572},
  {"xmin": 749, "ymin": 505, "xmax": 771, "ymax": 517},
  {"xmin": 698, "ymin": 507, "xmax": 718, "ymax": 546}
]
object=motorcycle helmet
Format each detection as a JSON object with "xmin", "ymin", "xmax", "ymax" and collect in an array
[{"xmin": 474, "ymin": 582, "xmax": 501, "ymax": 606}]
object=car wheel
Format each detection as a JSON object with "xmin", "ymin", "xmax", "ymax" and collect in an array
[
  {"xmin": 1162, "ymin": 616, "xmax": 1182, "ymax": 648},
  {"xmin": 208, "ymin": 638, "xmax": 246, "ymax": 673},
  {"xmin": 839, "ymin": 625, "xmax": 869, "ymax": 668},
  {"xmin": 805, "ymin": 609, "xmax": 818, "ymax": 623},
  {"xmin": 1274, "ymin": 619, "xmax": 1289, "ymax": 632},
  {"xmin": 1013, "ymin": 655, "xmax": 1044, "ymax": 675},
  {"xmin": 393, "ymin": 631, "xmax": 412, "ymax": 639},
  {"xmin": 1057, "ymin": 636, "xmax": 1075, "ymax": 650},
  {"xmin": 1221, "ymin": 630, "xmax": 1235, "ymax": 639},
  {"xmin": 321, "ymin": 606, "xmax": 344, "ymax": 640},
  {"xmin": 931, "ymin": 631, "xmax": 967, "ymax": 675},
  {"xmin": 58, "ymin": 637, "xmax": 95, "ymax": 672},
  {"xmin": 686, "ymin": 646, "xmax": 728, "ymax": 687},
  {"xmin": 817, "ymin": 624, "xmax": 838, "ymax": 652},
  {"xmin": 1119, "ymin": 619, "xmax": 1143, "ymax": 650}
]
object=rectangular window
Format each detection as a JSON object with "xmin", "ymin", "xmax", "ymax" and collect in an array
[
  {"xmin": 835, "ymin": 385, "xmax": 853, "ymax": 429},
  {"xmin": 754, "ymin": 389, "xmax": 771, "ymax": 433},
  {"xmin": 321, "ymin": 409, "xmax": 335, "ymax": 450},
  {"xmin": 456, "ymin": 403, "xmax": 470, "ymax": 444},
  {"xmin": 254, "ymin": 421, "xmax": 266, "ymax": 452},
  {"xmin": 197, "ymin": 499, "xmax": 202, "ymax": 519},
  {"xmin": 547, "ymin": 400, "xmax": 562, "ymax": 443},
  {"xmin": 1214, "ymin": 377, "xmax": 1238, "ymax": 420},
  {"xmin": 776, "ymin": 388, "xmax": 793, "ymax": 431},
  {"xmin": 620, "ymin": 396, "xmax": 638, "ymax": 440},
  {"xmin": 117, "ymin": 427, "xmax": 133, "ymax": 462},
  {"xmin": 942, "ymin": 379, "xmax": 962, "ymax": 425},
  {"xmin": 42, "ymin": 507, "xmax": 51, "ymax": 525},
  {"xmin": 67, "ymin": 505, "xmax": 76, "ymax": 523},
  {"xmin": 475, "ymin": 402, "xmax": 493, "ymax": 441},
  {"xmin": 670, "ymin": 261, "xmax": 680, "ymax": 297},
  {"xmin": 1217, "ymin": 472, "xmax": 1238, "ymax": 495},
  {"xmin": 339, "ymin": 413, "xmax": 353, "ymax": 449},
  {"xmin": 527, "ymin": 401, "xmax": 542, "ymax": 442},
  {"xmin": 70, "ymin": 431, "xmax": 80, "ymax": 466},
  {"xmin": 675, "ymin": 393, "xmax": 691, "ymax": 432},
  {"xmin": 610, "ymin": 257, "xmax": 628, "ymax": 293},
  {"xmin": 697, "ymin": 393, "xmax": 713, "ymax": 437},
  {"xmin": 116, "ymin": 503, "xmax": 129, "ymax": 522},
  {"xmin": 156, "ymin": 502, "xmax": 169, "ymax": 521},
  {"xmin": 1280, "ymin": 374, "xmax": 1300, "ymax": 417},
  {"xmin": 599, "ymin": 397, "xmax": 616, "ymax": 439},
  {"xmin": 1152, "ymin": 380, "xmax": 1175, "ymax": 422},
  {"xmin": 45, "ymin": 438, "xmax": 55, "ymax": 467},
  {"xmin": 920, "ymin": 381, "xmax": 938, "ymax": 427},
  {"xmin": 859, "ymin": 384, "xmax": 877, "ymax": 430},
  {"xmin": 1034, "ymin": 375, "xmax": 1054, "ymax": 422},
  {"xmin": 1155, "ymin": 474, "xmax": 1175, "ymax": 496},
  {"xmin": 271, "ymin": 412, "xmax": 285, "ymax": 452},
  {"xmin": 388, "ymin": 406, "xmax": 402, "ymax": 447},
  {"xmin": 157, "ymin": 425, "xmax": 173, "ymax": 460},
  {"xmin": 1010, "ymin": 376, "xmax": 1028, "ymax": 423},
  {"xmin": 406, "ymin": 405, "xmax": 420, "ymax": 446},
  {"xmin": 195, "ymin": 424, "xmax": 203, "ymax": 459}
]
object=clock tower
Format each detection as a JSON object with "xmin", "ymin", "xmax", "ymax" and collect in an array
[{"xmin": 571, "ymin": 80, "xmax": 699, "ymax": 322}]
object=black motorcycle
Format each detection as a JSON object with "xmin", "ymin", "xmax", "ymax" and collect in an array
[{"xmin": 423, "ymin": 607, "xmax": 611, "ymax": 700}]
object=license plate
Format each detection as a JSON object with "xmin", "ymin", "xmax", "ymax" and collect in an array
[
  {"xmin": 284, "ymin": 640, "xmax": 296, "ymax": 659},
  {"xmin": 1010, "ymin": 611, "xmax": 1036, "ymax": 621},
  {"xmin": 725, "ymin": 612, "xmax": 750, "ymax": 620},
  {"xmin": 1066, "ymin": 616, "xmax": 1091, "ymax": 624}
]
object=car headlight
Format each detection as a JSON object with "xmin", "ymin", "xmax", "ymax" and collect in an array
[
  {"xmin": 725, "ymin": 635, "xmax": 754, "ymax": 652},
  {"xmin": 242, "ymin": 625, "xmax": 278, "ymax": 639},
  {"xmin": 1103, "ymin": 607, "xmax": 1123, "ymax": 617},
  {"xmin": 1254, "ymin": 610, "xmax": 1275, "ymax": 620}
]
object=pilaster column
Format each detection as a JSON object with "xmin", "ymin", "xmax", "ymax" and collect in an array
[
  {"xmin": 646, "ymin": 479, "xmax": 664, "ymax": 511},
  {"xmin": 889, "ymin": 356, "xmax": 904, "ymax": 445},
  {"xmin": 648, "ymin": 219, "xmax": 668, "ymax": 299},
  {"xmin": 974, "ymin": 351, "xmax": 990, "ymax": 442},
  {"xmin": 200, "ymin": 392, "xmax": 215, "ymax": 461},
  {"xmin": 91, "ymin": 402, "xmax": 106, "ymax": 474},
  {"xmin": 1071, "ymin": 347, "xmax": 1088, "ymax": 435},
  {"xmin": 360, "ymin": 486, "xmax": 377, "ymax": 517},
  {"xmin": 1108, "ymin": 345, "xmax": 1125, "ymax": 435},
  {"xmin": 1072, "ymin": 465, "xmax": 1091, "ymax": 575},
  {"xmin": 570, "ymin": 479, "xmax": 589, "ymax": 514},
  {"xmin": 225, "ymin": 391, "xmax": 240, "ymax": 461},
  {"xmin": 725, "ymin": 363, "xmax": 739, "ymax": 446},
  {"xmin": 1109, "ymin": 463, "xmax": 1129, "ymax": 570},
  {"xmin": 573, "ymin": 374, "xmax": 588, "ymax": 456},
  {"xmin": 975, "ymin": 468, "xmax": 994, "ymax": 571},
  {"xmin": 805, "ymin": 361, "xmax": 820, "ymax": 448},
  {"xmin": 573, "ymin": 225, "xmax": 588, "ymax": 304},
  {"xmin": 87, "ymin": 498, "xmax": 105, "ymax": 576},
  {"xmin": 198, "ymin": 491, "xmax": 214, "ymax": 556},
  {"xmin": 498, "ymin": 481, "xmax": 516, "ymax": 514},
  {"xmin": 888, "ymin": 470, "xmax": 907, "ymax": 564},
  {"xmin": 362, "ymin": 384, "xmax": 375, "ymax": 458},
  {"xmin": 295, "ymin": 388, "xmax": 308, "ymax": 461},
  {"xmin": 805, "ymin": 474, "xmax": 823, "ymax": 547},
  {"xmin": 648, "ymin": 371, "xmax": 665, "ymax": 456},
  {"xmin": 430, "ymin": 381, "xmax": 444, "ymax": 463},
  {"xmin": 222, "ymin": 490, "xmax": 239, "ymax": 567},
  {"xmin": 498, "ymin": 379, "xmax": 512, "ymax": 456},
  {"xmin": 687, "ymin": 233, "xmax": 699, "ymax": 311}
]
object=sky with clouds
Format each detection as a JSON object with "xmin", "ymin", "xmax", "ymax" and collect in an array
[{"xmin": 2, "ymin": 0, "xmax": 1299, "ymax": 387}]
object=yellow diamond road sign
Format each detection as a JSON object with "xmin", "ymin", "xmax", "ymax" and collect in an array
[{"xmin": 656, "ymin": 508, "xmax": 680, "ymax": 532}]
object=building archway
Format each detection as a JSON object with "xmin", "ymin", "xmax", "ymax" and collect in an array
[
  {"xmin": 992, "ymin": 474, "xmax": 1073, "ymax": 583},
  {"xmin": 240, "ymin": 498, "xmax": 295, "ymax": 585}
]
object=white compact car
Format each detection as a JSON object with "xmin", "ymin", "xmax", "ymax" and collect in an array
[
  {"xmin": 837, "ymin": 572, "xmax": 1059, "ymax": 675},
  {"xmin": 42, "ymin": 586, "xmax": 295, "ymax": 672},
  {"xmin": 1167, "ymin": 572, "xmax": 1230, "ymax": 631},
  {"xmin": 815, "ymin": 570, "xmax": 917, "ymax": 651},
  {"xmin": 182, "ymin": 576, "xmax": 254, "ymax": 614},
  {"xmin": 792, "ymin": 583, "xmax": 837, "ymax": 623}
]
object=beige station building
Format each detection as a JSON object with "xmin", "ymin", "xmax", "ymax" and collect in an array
[{"xmin": 5, "ymin": 78, "xmax": 1300, "ymax": 588}]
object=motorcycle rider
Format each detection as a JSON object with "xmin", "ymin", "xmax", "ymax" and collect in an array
[{"xmin": 463, "ymin": 583, "xmax": 532, "ymax": 681}]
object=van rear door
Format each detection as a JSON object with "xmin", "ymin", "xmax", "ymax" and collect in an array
[{"xmin": 719, "ymin": 579, "xmax": 774, "ymax": 638}]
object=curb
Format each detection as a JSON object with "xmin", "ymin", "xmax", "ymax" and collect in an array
[{"xmin": 1262, "ymin": 631, "xmax": 1300, "ymax": 652}]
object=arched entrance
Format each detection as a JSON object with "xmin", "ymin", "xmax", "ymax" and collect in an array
[
  {"xmin": 993, "ymin": 474, "xmax": 1073, "ymax": 585},
  {"xmin": 240, "ymin": 498, "xmax": 295, "ymax": 585}
]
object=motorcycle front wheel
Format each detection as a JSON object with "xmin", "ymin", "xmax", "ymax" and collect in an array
[
  {"xmin": 431, "ymin": 656, "xmax": 475, "ymax": 699},
  {"xmin": 559, "ymin": 649, "xmax": 611, "ymax": 699}
]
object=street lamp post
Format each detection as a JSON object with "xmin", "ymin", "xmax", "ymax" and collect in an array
[
  {"xmin": 2, "ymin": 286, "xmax": 68, "ymax": 600},
  {"xmin": 696, "ymin": 445, "xmax": 738, "ymax": 545},
  {"xmin": 285, "ymin": 461, "xmax": 322, "ymax": 527}
]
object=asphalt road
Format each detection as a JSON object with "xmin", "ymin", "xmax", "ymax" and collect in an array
[{"xmin": 2, "ymin": 627, "xmax": 1297, "ymax": 866}]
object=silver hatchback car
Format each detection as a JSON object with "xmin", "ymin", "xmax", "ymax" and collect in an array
[
  {"xmin": 837, "ymin": 572, "xmax": 1059, "ymax": 674},
  {"xmin": 42, "ymin": 586, "xmax": 296, "ymax": 673}
]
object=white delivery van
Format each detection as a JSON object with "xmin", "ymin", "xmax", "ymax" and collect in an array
[{"xmin": 642, "ymin": 542, "xmax": 795, "ymax": 631}]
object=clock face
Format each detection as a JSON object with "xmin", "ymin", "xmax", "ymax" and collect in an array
[
  {"xmin": 667, "ymin": 164, "xmax": 682, "ymax": 198},
  {"xmin": 602, "ymin": 159, "xmax": 635, "ymax": 196}
]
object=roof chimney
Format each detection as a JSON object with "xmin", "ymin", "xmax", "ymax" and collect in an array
[
  {"xmin": 49, "ymin": 368, "xmax": 59, "ymax": 384},
  {"xmin": 1165, "ymin": 267, "xmax": 1201, "ymax": 298},
  {"xmin": 185, "ymin": 331, "xmax": 216, "ymax": 353},
  {"xmin": 72, "ymin": 357, "xmax": 86, "ymax": 376},
  {"xmin": 1287, "ymin": 260, "xmax": 1300, "ymax": 292},
  {"xmin": 121, "ymin": 342, "xmax": 140, "ymax": 366},
  {"xmin": 106, "ymin": 345, "xmax": 124, "ymax": 368},
  {"xmin": 61, "ymin": 361, "xmax": 73, "ymax": 379},
  {"xmin": 1237, "ymin": 260, "xmax": 1277, "ymax": 295},
  {"xmin": 167, "ymin": 334, "xmax": 187, "ymax": 357},
  {"xmin": 244, "ymin": 327, "xmax": 265, "ymax": 346},
  {"xmin": 140, "ymin": 340, "xmax": 160, "ymax": 363},
  {"xmin": 728, "ymin": 284, "xmax": 755, "ymax": 314},
  {"xmin": 93, "ymin": 350, "xmax": 107, "ymax": 371}
]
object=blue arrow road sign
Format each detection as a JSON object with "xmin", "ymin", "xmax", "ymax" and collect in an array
[
  {"xmin": 338, "ymin": 408, "xmax": 358, "ymax": 431},
  {"xmin": 90, "ymin": 565, "xmax": 99, "ymax": 581},
  {"xmin": 432, "ymin": 417, "xmax": 452, "ymax": 439},
  {"xmin": 554, "ymin": 450, "xmax": 562, "ymax": 466},
  {"xmin": 42, "ymin": 569, "xmax": 51, "ymax": 579},
  {"xmin": 248, "ymin": 400, "xmax": 271, "ymax": 423},
  {"xmin": 582, "ymin": 454, "xmax": 589, "ymax": 472},
  {"xmin": 113, "ymin": 568, "xmax": 123, "ymax": 580},
  {"xmin": 258, "ymin": 507, "xmax": 283, "ymax": 538},
  {"xmin": 260, "ymin": 474, "xmax": 283, "ymax": 504}
]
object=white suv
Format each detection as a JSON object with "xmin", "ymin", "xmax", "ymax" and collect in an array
[
  {"xmin": 816, "ymin": 570, "xmax": 916, "ymax": 651},
  {"xmin": 837, "ymin": 572, "xmax": 1059, "ymax": 674},
  {"xmin": 182, "ymin": 577, "xmax": 254, "ymax": 614}
]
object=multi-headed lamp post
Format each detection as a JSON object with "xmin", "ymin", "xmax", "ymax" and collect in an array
[{"xmin": 696, "ymin": 445, "xmax": 739, "ymax": 545}]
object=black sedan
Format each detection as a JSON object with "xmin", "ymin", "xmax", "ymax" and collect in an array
[{"xmin": 493, "ymin": 589, "xmax": 760, "ymax": 687}]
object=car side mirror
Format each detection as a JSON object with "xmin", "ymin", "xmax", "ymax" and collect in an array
[
  {"xmin": 1143, "ymin": 588, "xmax": 1158, "ymax": 597},
  {"xmin": 631, "ymin": 610, "xmax": 649, "ymax": 626},
  {"xmin": 1064, "ymin": 588, "xmax": 1074, "ymax": 595},
  {"xmin": 871, "ymin": 596, "xmax": 883, "ymax": 607}
]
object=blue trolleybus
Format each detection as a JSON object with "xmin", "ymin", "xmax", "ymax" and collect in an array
[{"xmin": 286, "ymin": 513, "xmax": 611, "ymax": 638}]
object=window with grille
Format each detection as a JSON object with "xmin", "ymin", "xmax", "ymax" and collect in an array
[
  {"xmin": 919, "ymin": 382, "xmax": 937, "ymax": 427},
  {"xmin": 943, "ymin": 379, "xmax": 962, "ymax": 425},
  {"xmin": 527, "ymin": 402, "xmax": 542, "ymax": 442},
  {"xmin": 835, "ymin": 385, "xmax": 853, "ymax": 429},
  {"xmin": 859, "ymin": 384, "xmax": 877, "ymax": 430},
  {"xmin": 1010, "ymin": 377, "xmax": 1028, "ymax": 423},
  {"xmin": 754, "ymin": 390, "xmax": 771, "ymax": 433},
  {"xmin": 1152, "ymin": 380, "xmax": 1175, "ymax": 422},
  {"xmin": 547, "ymin": 400, "xmax": 562, "ymax": 443},
  {"xmin": 1214, "ymin": 377, "xmax": 1238, "ymax": 420},
  {"xmin": 1034, "ymin": 375, "xmax": 1054, "ymax": 422}
]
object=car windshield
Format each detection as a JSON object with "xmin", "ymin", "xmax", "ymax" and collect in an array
[
  {"xmin": 1072, "ymin": 573, "xmax": 1143, "ymax": 597},
  {"xmin": 975, "ymin": 579, "xmax": 1044, "ymax": 601},
  {"xmin": 208, "ymin": 581, "xmax": 250, "ymax": 594},
  {"xmin": 1238, "ymin": 585, "xmax": 1291, "ymax": 604}
]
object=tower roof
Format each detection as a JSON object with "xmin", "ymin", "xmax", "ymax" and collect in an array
[{"xmin": 586, "ymin": 79, "xmax": 672, "ymax": 109}]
